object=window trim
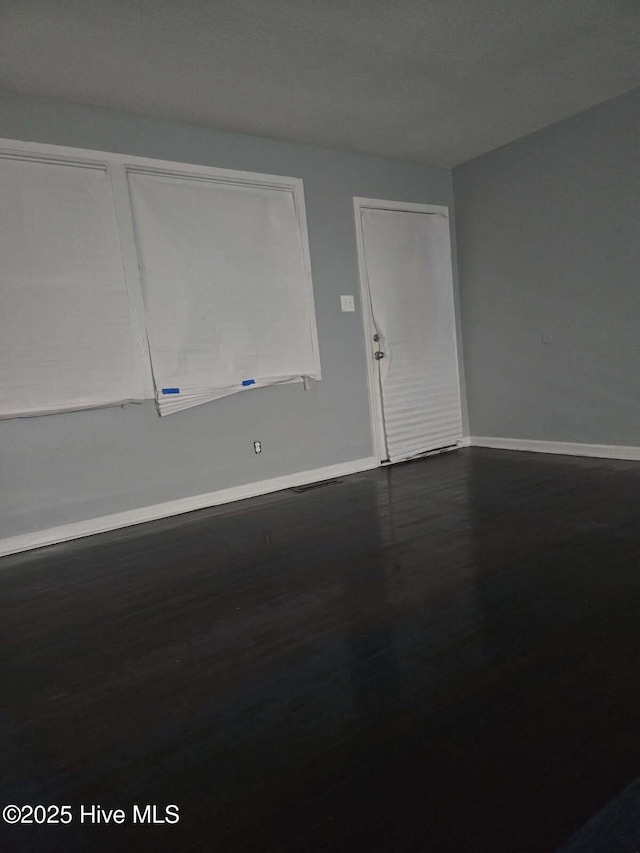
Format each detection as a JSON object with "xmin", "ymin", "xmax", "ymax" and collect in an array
[{"xmin": 0, "ymin": 137, "xmax": 322, "ymax": 408}]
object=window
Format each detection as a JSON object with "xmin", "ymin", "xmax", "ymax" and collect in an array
[
  {"xmin": 0, "ymin": 140, "xmax": 320, "ymax": 418},
  {"xmin": 128, "ymin": 168, "xmax": 321, "ymax": 415},
  {"xmin": 0, "ymin": 154, "xmax": 148, "ymax": 417}
]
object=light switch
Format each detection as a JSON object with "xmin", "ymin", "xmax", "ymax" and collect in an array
[{"xmin": 340, "ymin": 295, "xmax": 355, "ymax": 312}]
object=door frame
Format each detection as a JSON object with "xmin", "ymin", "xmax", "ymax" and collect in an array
[{"xmin": 352, "ymin": 197, "xmax": 460, "ymax": 464}]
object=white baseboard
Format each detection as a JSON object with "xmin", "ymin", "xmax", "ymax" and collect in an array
[
  {"xmin": 470, "ymin": 436, "xmax": 640, "ymax": 461},
  {"xmin": 0, "ymin": 456, "xmax": 379, "ymax": 559}
]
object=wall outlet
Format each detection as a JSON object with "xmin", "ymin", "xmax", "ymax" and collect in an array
[
  {"xmin": 340, "ymin": 294, "xmax": 355, "ymax": 312},
  {"xmin": 253, "ymin": 441, "xmax": 262, "ymax": 454}
]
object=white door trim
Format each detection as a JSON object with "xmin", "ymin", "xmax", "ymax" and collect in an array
[{"xmin": 352, "ymin": 197, "xmax": 462, "ymax": 464}]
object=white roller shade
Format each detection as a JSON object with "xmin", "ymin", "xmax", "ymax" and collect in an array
[
  {"xmin": 127, "ymin": 170, "xmax": 321, "ymax": 415},
  {"xmin": 0, "ymin": 156, "xmax": 147, "ymax": 418},
  {"xmin": 361, "ymin": 208, "xmax": 462, "ymax": 462}
]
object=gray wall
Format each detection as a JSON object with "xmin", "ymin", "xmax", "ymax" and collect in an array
[
  {"xmin": 0, "ymin": 91, "xmax": 463, "ymax": 539},
  {"xmin": 454, "ymin": 87, "xmax": 640, "ymax": 445}
]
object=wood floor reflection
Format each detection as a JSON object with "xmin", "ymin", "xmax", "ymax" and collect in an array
[{"xmin": 1, "ymin": 447, "xmax": 640, "ymax": 851}]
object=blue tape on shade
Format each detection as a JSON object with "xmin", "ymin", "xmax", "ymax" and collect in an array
[
  {"xmin": 161, "ymin": 388, "xmax": 180, "ymax": 395},
  {"xmin": 241, "ymin": 379, "xmax": 256, "ymax": 387}
]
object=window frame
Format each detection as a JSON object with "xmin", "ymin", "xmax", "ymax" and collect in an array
[{"xmin": 0, "ymin": 137, "xmax": 322, "ymax": 414}]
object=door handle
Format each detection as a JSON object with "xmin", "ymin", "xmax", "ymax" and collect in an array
[{"xmin": 374, "ymin": 351, "xmax": 385, "ymax": 360}]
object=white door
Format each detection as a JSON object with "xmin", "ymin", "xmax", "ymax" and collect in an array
[{"xmin": 355, "ymin": 201, "xmax": 463, "ymax": 464}]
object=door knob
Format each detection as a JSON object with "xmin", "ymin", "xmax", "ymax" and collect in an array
[{"xmin": 374, "ymin": 351, "xmax": 385, "ymax": 360}]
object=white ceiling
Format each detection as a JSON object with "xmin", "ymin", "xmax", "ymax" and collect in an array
[{"xmin": 1, "ymin": 0, "xmax": 639, "ymax": 166}]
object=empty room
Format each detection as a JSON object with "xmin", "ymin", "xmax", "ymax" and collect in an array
[{"xmin": 1, "ymin": 2, "xmax": 639, "ymax": 850}]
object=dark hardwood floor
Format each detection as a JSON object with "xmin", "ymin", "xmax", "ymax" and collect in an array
[{"xmin": 1, "ymin": 447, "xmax": 640, "ymax": 852}]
